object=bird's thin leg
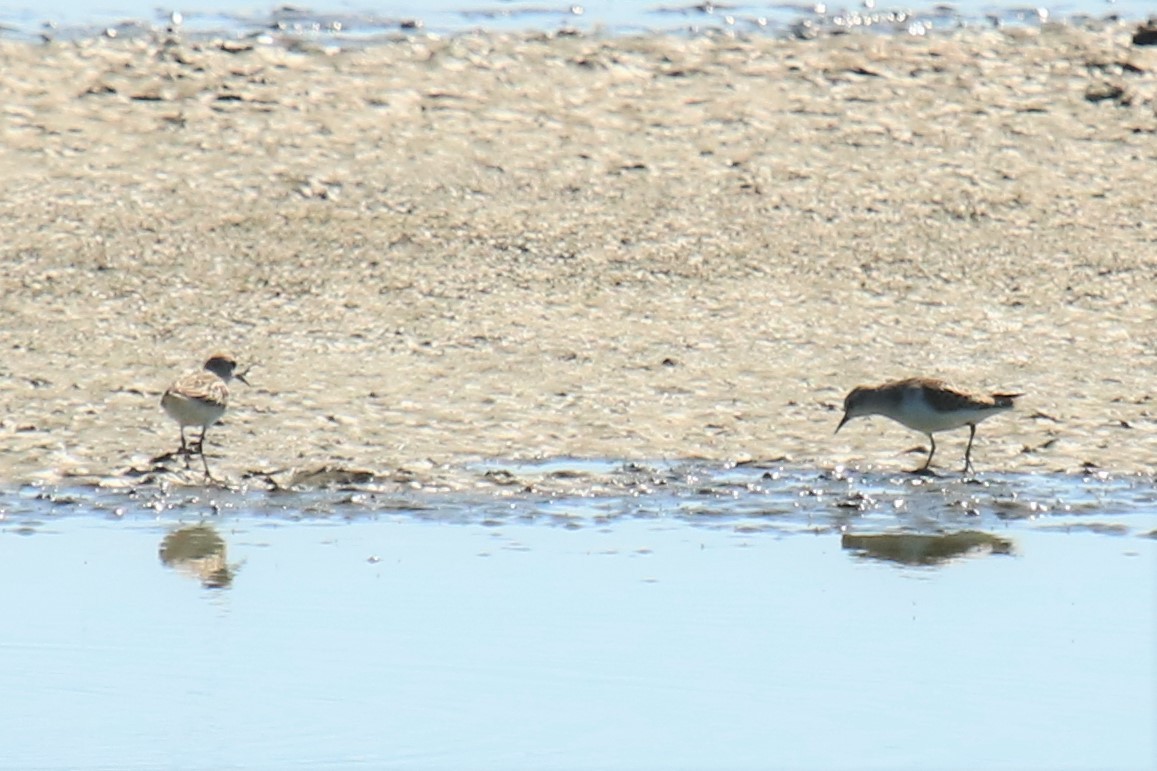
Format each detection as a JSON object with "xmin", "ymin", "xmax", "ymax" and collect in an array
[
  {"xmin": 963, "ymin": 424, "xmax": 977, "ymax": 474},
  {"xmin": 189, "ymin": 426, "xmax": 204, "ymax": 455},
  {"xmin": 179, "ymin": 426, "xmax": 191, "ymax": 468},
  {"xmin": 918, "ymin": 434, "xmax": 936, "ymax": 472},
  {"xmin": 198, "ymin": 426, "xmax": 214, "ymax": 479}
]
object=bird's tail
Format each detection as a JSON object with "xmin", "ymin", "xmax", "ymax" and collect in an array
[{"xmin": 992, "ymin": 392, "xmax": 1023, "ymax": 408}]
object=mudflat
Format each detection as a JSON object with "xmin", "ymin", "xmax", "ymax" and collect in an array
[{"xmin": 1, "ymin": 23, "xmax": 1154, "ymax": 488}]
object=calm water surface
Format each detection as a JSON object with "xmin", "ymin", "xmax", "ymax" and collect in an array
[
  {"xmin": 1, "ymin": 462, "xmax": 1155, "ymax": 770},
  {"xmin": 0, "ymin": 0, "xmax": 1151, "ymax": 41}
]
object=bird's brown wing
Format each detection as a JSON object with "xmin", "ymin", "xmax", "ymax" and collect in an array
[
  {"xmin": 914, "ymin": 380, "xmax": 1017, "ymax": 412},
  {"xmin": 165, "ymin": 372, "xmax": 229, "ymax": 408}
]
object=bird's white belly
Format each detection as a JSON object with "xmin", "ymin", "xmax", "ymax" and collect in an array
[
  {"xmin": 883, "ymin": 393, "xmax": 994, "ymax": 434},
  {"xmin": 162, "ymin": 392, "xmax": 226, "ymax": 428}
]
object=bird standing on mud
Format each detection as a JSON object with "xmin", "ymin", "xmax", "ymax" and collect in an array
[
  {"xmin": 161, "ymin": 352, "xmax": 248, "ymax": 478},
  {"xmin": 836, "ymin": 377, "xmax": 1021, "ymax": 473}
]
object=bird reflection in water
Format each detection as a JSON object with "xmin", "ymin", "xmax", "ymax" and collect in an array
[
  {"xmin": 841, "ymin": 531, "xmax": 1014, "ymax": 566},
  {"xmin": 159, "ymin": 524, "xmax": 235, "ymax": 588}
]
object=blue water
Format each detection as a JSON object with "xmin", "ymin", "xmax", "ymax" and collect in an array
[
  {"xmin": 0, "ymin": 0, "xmax": 1150, "ymax": 40},
  {"xmin": 1, "ymin": 464, "xmax": 1155, "ymax": 769}
]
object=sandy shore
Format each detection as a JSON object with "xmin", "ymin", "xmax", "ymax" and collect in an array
[{"xmin": 0, "ymin": 22, "xmax": 1154, "ymax": 489}]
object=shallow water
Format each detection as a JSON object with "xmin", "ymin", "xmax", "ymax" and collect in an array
[
  {"xmin": 3, "ymin": 0, "xmax": 1153, "ymax": 43},
  {"xmin": 1, "ymin": 462, "xmax": 1155, "ymax": 770}
]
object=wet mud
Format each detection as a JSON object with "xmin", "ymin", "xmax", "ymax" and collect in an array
[{"xmin": 0, "ymin": 23, "xmax": 1154, "ymax": 492}]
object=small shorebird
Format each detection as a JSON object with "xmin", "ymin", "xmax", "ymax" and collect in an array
[
  {"xmin": 161, "ymin": 353, "xmax": 248, "ymax": 477},
  {"xmin": 836, "ymin": 377, "xmax": 1021, "ymax": 474}
]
